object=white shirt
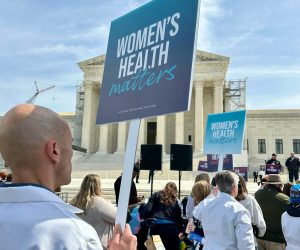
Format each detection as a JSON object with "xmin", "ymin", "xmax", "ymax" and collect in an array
[
  {"xmin": 0, "ymin": 184, "xmax": 103, "ymax": 250},
  {"xmin": 79, "ymin": 197, "xmax": 117, "ymax": 248},
  {"xmin": 282, "ymin": 211, "xmax": 300, "ymax": 250},
  {"xmin": 193, "ymin": 192, "xmax": 255, "ymax": 250},
  {"xmin": 186, "ymin": 188, "xmax": 220, "ymax": 218},
  {"xmin": 186, "ymin": 195, "xmax": 194, "ymax": 218},
  {"xmin": 239, "ymin": 195, "xmax": 266, "ymax": 237}
]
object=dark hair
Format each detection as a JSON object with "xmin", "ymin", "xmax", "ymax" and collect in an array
[
  {"xmin": 283, "ymin": 182, "xmax": 293, "ymax": 197},
  {"xmin": 261, "ymin": 176, "xmax": 268, "ymax": 184},
  {"xmin": 211, "ymin": 177, "xmax": 216, "ymax": 187},
  {"xmin": 160, "ymin": 182, "xmax": 177, "ymax": 206},
  {"xmin": 236, "ymin": 175, "xmax": 248, "ymax": 201},
  {"xmin": 6, "ymin": 173, "xmax": 12, "ymax": 182}
]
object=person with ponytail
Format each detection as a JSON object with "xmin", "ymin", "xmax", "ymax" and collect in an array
[{"xmin": 71, "ymin": 174, "xmax": 117, "ymax": 250}]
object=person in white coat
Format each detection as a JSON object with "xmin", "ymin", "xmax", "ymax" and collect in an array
[
  {"xmin": 193, "ymin": 171, "xmax": 255, "ymax": 250},
  {"xmin": 282, "ymin": 183, "xmax": 300, "ymax": 250},
  {"xmin": 236, "ymin": 175, "xmax": 266, "ymax": 249},
  {"xmin": 0, "ymin": 104, "xmax": 136, "ymax": 250}
]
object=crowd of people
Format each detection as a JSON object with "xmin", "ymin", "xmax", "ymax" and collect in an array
[
  {"xmin": 253, "ymin": 152, "xmax": 300, "ymax": 184},
  {"xmin": 1, "ymin": 104, "xmax": 300, "ymax": 250}
]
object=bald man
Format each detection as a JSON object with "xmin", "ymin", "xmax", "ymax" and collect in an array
[{"xmin": 0, "ymin": 104, "xmax": 136, "ymax": 250}]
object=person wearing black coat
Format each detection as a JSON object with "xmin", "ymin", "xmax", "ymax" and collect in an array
[
  {"xmin": 266, "ymin": 153, "xmax": 282, "ymax": 168},
  {"xmin": 142, "ymin": 182, "xmax": 182, "ymax": 250},
  {"xmin": 114, "ymin": 166, "xmax": 142, "ymax": 206},
  {"xmin": 285, "ymin": 152, "xmax": 300, "ymax": 182}
]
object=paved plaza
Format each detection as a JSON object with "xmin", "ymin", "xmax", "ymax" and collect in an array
[{"xmin": 61, "ymin": 170, "xmax": 291, "ymax": 204}]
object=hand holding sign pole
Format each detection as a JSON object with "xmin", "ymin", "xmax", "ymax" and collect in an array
[{"xmin": 96, "ymin": 0, "xmax": 200, "ymax": 231}]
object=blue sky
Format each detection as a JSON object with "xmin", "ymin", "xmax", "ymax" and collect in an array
[{"xmin": 1, "ymin": 0, "xmax": 300, "ymax": 115}]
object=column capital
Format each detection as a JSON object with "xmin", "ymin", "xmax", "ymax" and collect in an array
[
  {"xmin": 193, "ymin": 80, "xmax": 204, "ymax": 87},
  {"xmin": 214, "ymin": 80, "xmax": 224, "ymax": 88},
  {"xmin": 84, "ymin": 81, "xmax": 100, "ymax": 93}
]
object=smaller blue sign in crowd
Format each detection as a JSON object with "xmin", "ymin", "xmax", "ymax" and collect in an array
[{"xmin": 204, "ymin": 110, "xmax": 246, "ymax": 155}]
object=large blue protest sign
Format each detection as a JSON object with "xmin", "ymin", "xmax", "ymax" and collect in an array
[
  {"xmin": 204, "ymin": 110, "xmax": 246, "ymax": 154},
  {"xmin": 96, "ymin": 0, "xmax": 200, "ymax": 124}
]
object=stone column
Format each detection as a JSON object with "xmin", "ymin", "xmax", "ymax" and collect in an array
[
  {"xmin": 98, "ymin": 124, "xmax": 109, "ymax": 154},
  {"xmin": 194, "ymin": 84, "xmax": 204, "ymax": 153},
  {"xmin": 214, "ymin": 81, "xmax": 224, "ymax": 113},
  {"xmin": 81, "ymin": 81, "xmax": 99, "ymax": 153},
  {"xmin": 116, "ymin": 122, "xmax": 127, "ymax": 153},
  {"xmin": 175, "ymin": 112, "xmax": 184, "ymax": 144},
  {"xmin": 136, "ymin": 119, "xmax": 145, "ymax": 154},
  {"xmin": 157, "ymin": 115, "xmax": 166, "ymax": 154}
]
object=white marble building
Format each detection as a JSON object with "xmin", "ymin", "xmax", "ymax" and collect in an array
[
  {"xmin": 1, "ymin": 51, "xmax": 299, "ymax": 173},
  {"xmin": 247, "ymin": 109, "xmax": 300, "ymax": 170},
  {"xmin": 76, "ymin": 50, "xmax": 229, "ymax": 158}
]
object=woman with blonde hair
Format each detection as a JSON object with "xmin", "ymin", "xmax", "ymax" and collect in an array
[
  {"xmin": 71, "ymin": 174, "xmax": 117, "ymax": 250},
  {"xmin": 191, "ymin": 180, "xmax": 211, "ymax": 206},
  {"xmin": 143, "ymin": 182, "xmax": 182, "ymax": 250},
  {"xmin": 183, "ymin": 181, "xmax": 210, "ymax": 249},
  {"xmin": 185, "ymin": 173, "xmax": 211, "ymax": 218}
]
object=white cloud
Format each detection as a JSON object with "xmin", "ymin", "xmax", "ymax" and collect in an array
[
  {"xmin": 197, "ymin": 0, "xmax": 225, "ymax": 51},
  {"xmin": 229, "ymin": 65, "xmax": 300, "ymax": 77},
  {"xmin": 19, "ymin": 43, "xmax": 101, "ymax": 60},
  {"xmin": 67, "ymin": 24, "xmax": 109, "ymax": 42}
]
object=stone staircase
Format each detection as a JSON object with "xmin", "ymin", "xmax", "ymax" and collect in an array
[{"xmin": 60, "ymin": 186, "xmax": 191, "ymax": 205}]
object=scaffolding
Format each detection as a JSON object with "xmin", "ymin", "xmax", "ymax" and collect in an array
[
  {"xmin": 73, "ymin": 81, "xmax": 85, "ymax": 147},
  {"xmin": 224, "ymin": 79, "xmax": 246, "ymax": 112}
]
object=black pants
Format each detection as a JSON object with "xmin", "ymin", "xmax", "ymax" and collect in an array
[
  {"xmin": 148, "ymin": 170, "xmax": 154, "ymax": 183},
  {"xmin": 254, "ymin": 176, "xmax": 257, "ymax": 183},
  {"xmin": 150, "ymin": 224, "xmax": 180, "ymax": 250},
  {"xmin": 258, "ymin": 175, "xmax": 263, "ymax": 185},
  {"xmin": 289, "ymin": 170, "xmax": 299, "ymax": 182},
  {"xmin": 136, "ymin": 223, "xmax": 148, "ymax": 250},
  {"xmin": 135, "ymin": 171, "xmax": 140, "ymax": 183}
]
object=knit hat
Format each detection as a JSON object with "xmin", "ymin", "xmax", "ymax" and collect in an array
[{"xmin": 290, "ymin": 184, "xmax": 300, "ymax": 204}]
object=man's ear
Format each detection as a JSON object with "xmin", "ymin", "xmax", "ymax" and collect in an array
[{"xmin": 45, "ymin": 139, "xmax": 60, "ymax": 163}]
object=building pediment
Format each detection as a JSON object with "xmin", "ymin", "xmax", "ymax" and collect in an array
[
  {"xmin": 78, "ymin": 55, "xmax": 106, "ymax": 71},
  {"xmin": 195, "ymin": 50, "xmax": 230, "ymax": 63},
  {"xmin": 78, "ymin": 50, "xmax": 230, "ymax": 72}
]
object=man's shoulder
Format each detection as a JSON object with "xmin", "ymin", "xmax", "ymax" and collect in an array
[
  {"xmin": 254, "ymin": 188, "xmax": 265, "ymax": 201},
  {"xmin": 0, "ymin": 201, "xmax": 102, "ymax": 249},
  {"xmin": 275, "ymin": 192, "xmax": 290, "ymax": 203},
  {"xmin": 52, "ymin": 203, "xmax": 102, "ymax": 248}
]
